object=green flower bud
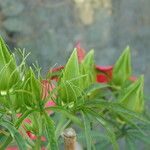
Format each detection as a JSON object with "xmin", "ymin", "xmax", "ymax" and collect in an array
[
  {"xmin": 20, "ymin": 68, "xmax": 41, "ymax": 108},
  {"xmin": 80, "ymin": 49, "xmax": 96, "ymax": 90},
  {"xmin": 0, "ymin": 37, "xmax": 19, "ymax": 91},
  {"xmin": 112, "ymin": 46, "xmax": 132, "ymax": 86},
  {"xmin": 119, "ymin": 76, "xmax": 144, "ymax": 113},
  {"xmin": 59, "ymin": 49, "xmax": 80, "ymax": 103}
]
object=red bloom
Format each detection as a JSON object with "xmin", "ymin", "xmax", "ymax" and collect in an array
[
  {"xmin": 41, "ymin": 80, "xmax": 56, "ymax": 115},
  {"xmin": 75, "ymin": 42, "xmax": 86, "ymax": 63},
  {"xmin": 26, "ymin": 131, "xmax": 46, "ymax": 141},
  {"xmin": 49, "ymin": 66, "xmax": 64, "ymax": 81},
  {"xmin": 26, "ymin": 131, "xmax": 37, "ymax": 140},
  {"xmin": 96, "ymin": 66, "xmax": 113, "ymax": 83},
  {"xmin": 129, "ymin": 76, "xmax": 137, "ymax": 81}
]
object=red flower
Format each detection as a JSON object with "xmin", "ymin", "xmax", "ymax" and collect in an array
[
  {"xmin": 26, "ymin": 131, "xmax": 46, "ymax": 141},
  {"xmin": 49, "ymin": 66, "xmax": 64, "ymax": 81},
  {"xmin": 75, "ymin": 42, "xmax": 86, "ymax": 63},
  {"xmin": 129, "ymin": 76, "xmax": 137, "ymax": 81},
  {"xmin": 41, "ymin": 80, "xmax": 56, "ymax": 114},
  {"xmin": 96, "ymin": 66, "xmax": 113, "ymax": 83}
]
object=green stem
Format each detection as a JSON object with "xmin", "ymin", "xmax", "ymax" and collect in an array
[
  {"xmin": 33, "ymin": 112, "xmax": 42, "ymax": 150},
  {"xmin": 34, "ymin": 136, "xmax": 41, "ymax": 150},
  {"xmin": 5, "ymin": 93, "xmax": 16, "ymax": 122}
]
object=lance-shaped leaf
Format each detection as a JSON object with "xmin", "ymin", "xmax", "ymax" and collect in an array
[
  {"xmin": 119, "ymin": 76, "xmax": 144, "ymax": 113},
  {"xmin": 44, "ymin": 112, "xmax": 59, "ymax": 150},
  {"xmin": 0, "ymin": 37, "xmax": 19, "ymax": 91},
  {"xmin": 59, "ymin": 49, "xmax": 81, "ymax": 103},
  {"xmin": 112, "ymin": 46, "xmax": 131, "ymax": 86},
  {"xmin": 80, "ymin": 49, "xmax": 96, "ymax": 90},
  {"xmin": 81, "ymin": 111, "xmax": 92, "ymax": 150}
]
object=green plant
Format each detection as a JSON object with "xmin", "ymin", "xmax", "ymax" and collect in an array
[{"xmin": 0, "ymin": 37, "xmax": 150, "ymax": 150}]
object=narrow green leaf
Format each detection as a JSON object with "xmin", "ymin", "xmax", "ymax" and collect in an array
[
  {"xmin": 81, "ymin": 111, "xmax": 92, "ymax": 150},
  {"xmin": 44, "ymin": 112, "xmax": 59, "ymax": 150},
  {"xmin": 45, "ymin": 106, "xmax": 82, "ymax": 127},
  {"xmin": 131, "ymin": 132, "xmax": 150, "ymax": 145},
  {"xmin": 0, "ymin": 120, "xmax": 27, "ymax": 150},
  {"xmin": 55, "ymin": 117, "xmax": 71, "ymax": 139},
  {"xmin": 125, "ymin": 135, "xmax": 136, "ymax": 150},
  {"xmin": 86, "ymin": 108, "xmax": 119, "ymax": 150},
  {"xmin": 111, "ymin": 103, "xmax": 150, "ymax": 124}
]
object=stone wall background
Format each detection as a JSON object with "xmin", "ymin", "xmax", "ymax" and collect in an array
[{"xmin": 0, "ymin": 0, "xmax": 150, "ymax": 94}]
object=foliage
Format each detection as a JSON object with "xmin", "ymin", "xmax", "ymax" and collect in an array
[{"xmin": 0, "ymin": 37, "xmax": 150, "ymax": 150}]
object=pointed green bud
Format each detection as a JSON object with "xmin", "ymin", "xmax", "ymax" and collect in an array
[
  {"xmin": 59, "ymin": 49, "xmax": 81, "ymax": 103},
  {"xmin": 112, "ymin": 46, "xmax": 132, "ymax": 86},
  {"xmin": 119, "ymin": 75, "xmax": 144, "ymax": 113},
  {"xmin": 80, "ymin": 49, "xmax": 96, "ymax": 90},
  {"xmin": 0, "ymin": 37, "xmax": 19, "ymax": 91},
  {"xmin": 21, "ymin": 68, "xmax": 41, "ymax": 107}
]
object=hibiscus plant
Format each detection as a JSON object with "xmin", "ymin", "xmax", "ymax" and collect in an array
[{"xmin": 0, "ymin": 37, "xmax": 150, "ymax": 150}]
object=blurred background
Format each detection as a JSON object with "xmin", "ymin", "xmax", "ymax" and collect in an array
[{"xmin": 0, "ymin": 0, "xmax": 150, "ymax": 94}]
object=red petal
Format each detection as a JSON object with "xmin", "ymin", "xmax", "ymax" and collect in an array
[
  {"xmin": 75, "ymin": 42, "xmax": 86, "ymax": 63},
  {"xmin": 95, "ymin": 65, "xmax": 113, "ymax": 72},
  {"xmin": 41, "ymin": 136, "xmax": 46, "ymax": 142},
  {"xmin": 41, "ymin": 80, "xmax": 55, "ymax": 99},
  {"xmin": 26, "ymin": 131, "xmax": 47, "ymax": 142},
  {"xmin": 96, "ymin": 65, "xmax": 113, "ymax": 83},
  {"xmin": 45, "ymin": 100, "xmax": 56, "ymax": 115},
  {"xmin": 96, "ymin": 74, "xmax": 110, "ymax": 83},
  {"xmin": 41, "ymin": 80, "xmax": 56, "ymax": 114},
  {"xmin": 49, "ymin": 66, "xmax": 64, "ymax": 81},
  {"xmin": 24, "ymin": 118, "xmax": 32, "ymax": 124},
  {"xmin": 6, "ymin": 146, "xmax": 18, "ymax": 150},
  {"xmin": 41, "ymin": 147, "xmax": 46, "ymax": 150},
  {"xmin": 129, "ymin": 76, "xmax": 137, "ymax": 81},
  {"xmin": 50, "ymin": 66, "xmax": 64, "ymax": 72},
  {"xmin": 26, "ymin": 131, "xmax": 37, "ymax": 140}
]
